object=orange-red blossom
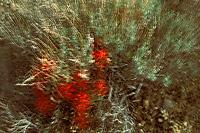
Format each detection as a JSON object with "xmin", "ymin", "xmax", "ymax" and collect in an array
[{"xmin": 32, "ymin": 46, "xmax": 109, "ymax": 129}]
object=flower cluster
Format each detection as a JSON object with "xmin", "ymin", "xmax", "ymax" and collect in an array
[
  {"xmin": 31, "ymin": 41, "xmax": 109, "ymax": 130},
  {"xmin": 91, "ymin": 38, "xmax": 109, "ymax": 97},
  {"xmin": 57, "ymin": 72, "xmax": 92, "ymax": 129},
  {"xmin": 33, "ymin": 88, "xmax": 56, "ymax": 116},
  {"xmin": 31, "ymin": 57, "xmax": 57, "ymax": 115}
]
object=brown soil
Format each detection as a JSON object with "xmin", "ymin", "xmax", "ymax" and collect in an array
[{"xmin": 130, "ymin": 82, "xmax": 200, "ymax": 133}]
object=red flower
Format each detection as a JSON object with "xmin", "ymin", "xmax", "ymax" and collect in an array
[
  {"xmin": 93, "ymin": 80, "xmax": 108, "ymax": 97},
  {"xmin": 70, "ymin": 72, "xmax": 90, "ymax": 93},
  {"xmin": 92, "ymin": 49, "xmax": 108, "ymax": 61},
  {"xmin": 54, "ymin": 72, "xmax": 92, "ymax": 129},
  {"xmin": 56, "ymin": 83, "xmax": 75, "ymax": 101},
  {"xmin": 31, "ymin": 52, "xmax": 110, "ymax": 130},
  {"xmin": 72, "ymin": 93, "xmax": 91, "ymax": 129},
  {"xmin": 73, "ymin": 93, "xmax": 91, "ymax": 112},
  {"xmin": 92, "ymin": 48, "xmax": 109, "ymax": 70},
  {"xmin": 33, "ymin": 89, "xmax": 56, "ymax": 115}
]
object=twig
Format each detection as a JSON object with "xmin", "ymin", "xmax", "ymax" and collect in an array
[{"xmin": 134, "ymin": 83, "xmax": 143, "ymax": 98}]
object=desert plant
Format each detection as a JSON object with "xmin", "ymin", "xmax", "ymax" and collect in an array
[
  {"xmin": 1, "ymin": 0, "xmax": 200, "ymax": 132},
  {"xmin": 0, "ymin": 96, "xmax": 38, "ymax": 133}
]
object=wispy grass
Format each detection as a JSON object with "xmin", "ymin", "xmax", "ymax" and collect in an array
[{"xmin": 0, "ymin": 96, "xmax": 37, "ymax": 133}]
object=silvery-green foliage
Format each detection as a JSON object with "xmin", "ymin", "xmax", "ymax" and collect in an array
[
  {"xmin": 132, "ymin": 0, "xmax": 199, "ymax": 87},
  {"xmin": 0, "ymin": 97, "xmax": 37, "ymax": 133},
  {"xmin": 95, "ymin": 72, "xmax": 137, "ymax": 133}
]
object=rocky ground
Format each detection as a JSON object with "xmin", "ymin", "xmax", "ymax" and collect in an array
[{"xmin": 131, "ymin": 80, "xmax": 200, "ymax": 132}]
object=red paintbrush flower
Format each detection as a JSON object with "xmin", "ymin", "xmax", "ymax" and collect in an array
[
  {"xmin": 73, "ymin": 93, "xmax": 91, "ymax": 112},
  {"xmin": 92, "ymin": 49, "xmax": 108, "ymax": 61},
  {"xmin": 70, "ymin": 71, "xmax": 90, "ymax": 93},
  {"xmin": 93, "ymin": 80, "xmax": 108, "ymax": 97},
  {"xmin": 33, "ymin": 89, "xmax": 56, "ymax": 115},
  {"xmin": 92, "ymin": 46, "xmax": 109, "ymax": 71},
  {"xmin": 56, "ymin": 83, "xmax": 75, "ymax": 101},
  {"xmin": 72, "ymin": 93, "xmax": 91, "ymax": 129},
  {"xmin": 31, "ymin": 50, "xmax": 110, "ymax": 130}
]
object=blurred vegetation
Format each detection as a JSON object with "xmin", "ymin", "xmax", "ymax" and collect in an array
[
  {"xmin": 0, "ymin": 0, "xmax": 200, "ymax": 132},
  {"xmin": 1, "ymin": 0, "xmax": 199, "ymax": 86}
]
